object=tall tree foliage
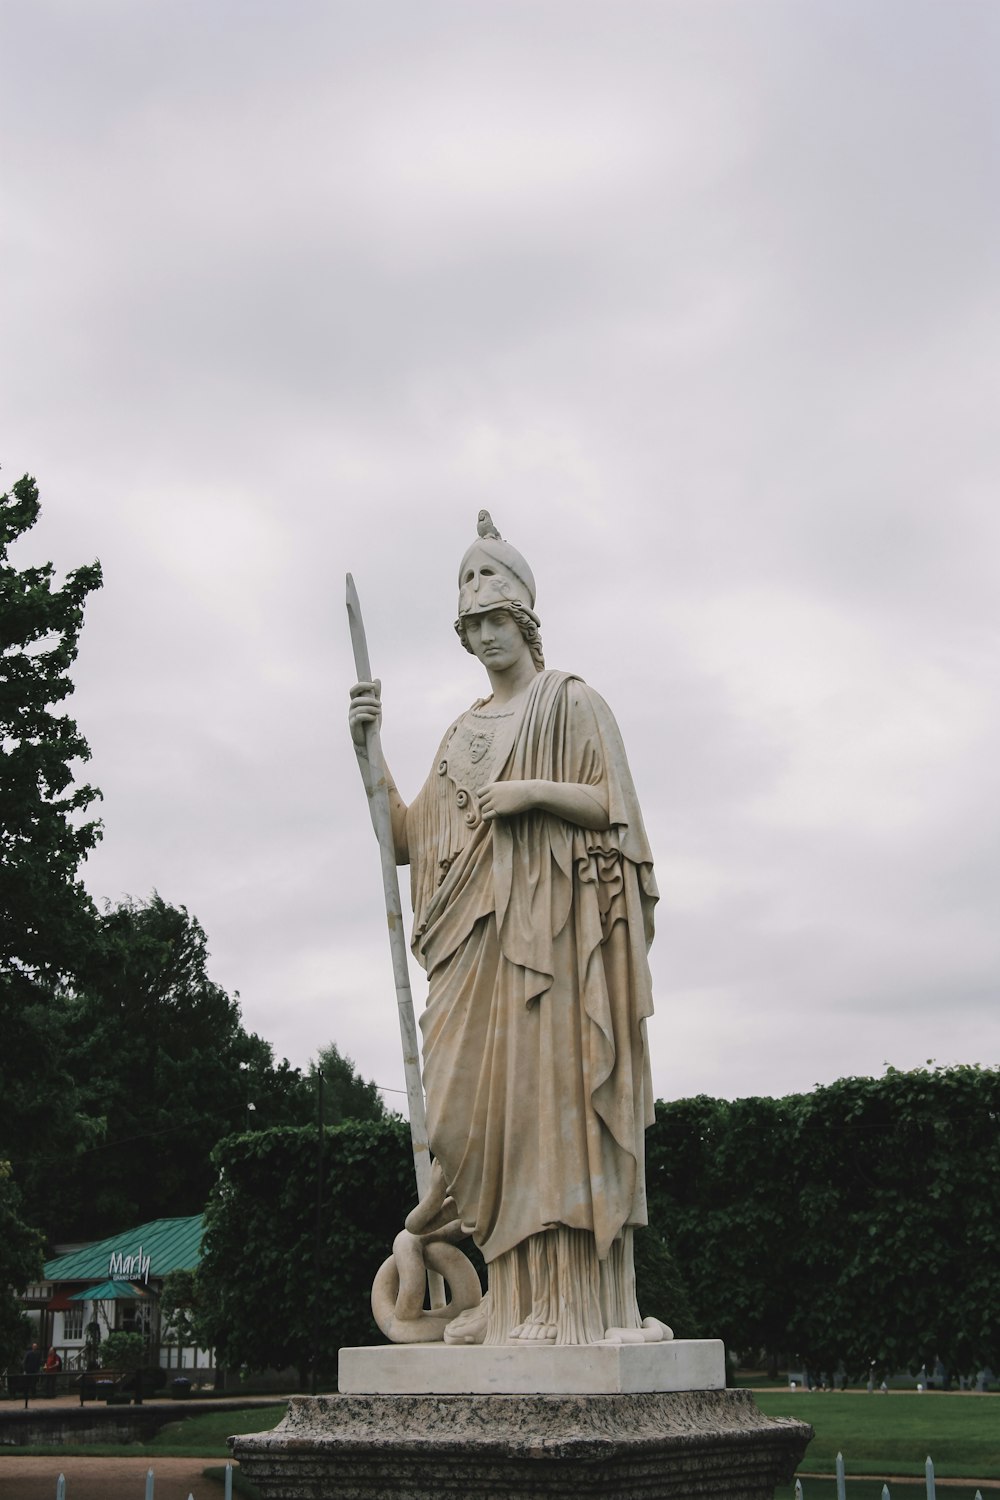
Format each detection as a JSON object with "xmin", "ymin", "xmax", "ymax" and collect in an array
[
  {"xmin": 0, "ymin": 474, "xmax": 102, "ymax": 1192},
  {"xmin": 647, "ymin": 1064, "xmax": 1000, "ymax": 1380},
  {"xmin": 646, "ymin": 1093, "xmax": 796, "ymax": 1374},
  {"xmin": 24, "ymin": 895, "xmax": 316, "ymax": 1240},
  {"xmin": 0, "ymin": 473, "xmax": 102, "ymax": 979},
  {"xmin": 782, "ymin": 1064, "xmax": 1000, "ymax": 1380},
  {"xmin": 309, "ymin": 1041, "xmax": 391, "ymax": 1126},
  {"xmin": 0, "ymin": 1160, "xmax": 43, "ymax": 1370},
  {"xmin": 196, "ymin": 1120, "xmax": 416, "ymax": 1376}
]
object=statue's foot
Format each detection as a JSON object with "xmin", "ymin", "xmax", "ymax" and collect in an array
[
  {"xmin": 603, "ymin": 1316, "xmax": 674, "ymax": 1344},
  {"xmin": 443, "ymin": 1294, "xmax": 489, "ymax": 1346},
  {"xmin": 509, "ymin": 1319, "xmax": 557, "ymax": 1343},
  {"xmin": 374, "ymin": 1233, "xmax": 484, "ymax": 1344}
]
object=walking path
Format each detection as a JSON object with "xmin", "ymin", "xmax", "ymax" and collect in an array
[
  {"xmin": 6, "ymin": 1457, "xmax": 1000, "ymax": 1499},
  {"xmin": 0, "ymin": 1455, "xmax": 232, "ymax": 1499}
]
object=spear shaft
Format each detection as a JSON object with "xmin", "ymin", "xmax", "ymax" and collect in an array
[{"xmin": 345, "ymin": 574, "xmax": 433, "ymax": 1203}]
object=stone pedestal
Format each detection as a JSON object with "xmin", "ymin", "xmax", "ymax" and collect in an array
[
  {"xmin": 231, "ymin": 1386, "xmax": 812, "ymax": 1499},
  {"xmin": 339, "ymin": 1338, "xmax": 726, "ymax": 1395}
]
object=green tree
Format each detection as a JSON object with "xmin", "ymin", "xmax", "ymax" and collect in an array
[
  {"xmin": 309, "ymin": 1041, "xmax": 390, "ymax": 1126},
  {"xmin": 0, "ymin": 472, "xmax": 103, "ymax": 1206},
  {"xmin": 0, "ymin": 473, "xmax": 102, "ymax": 981},
  {"xmin": 786, "ymin": 1064, "xmax": 1000, "ymax": 1381},
  {"xmin": 632, "ymin": 1226, "xmax": 699, "ymax": 1340},
  {"xmin": 646, "ymin": 1093, "xmax": 797, "ymax": 1372},
  {"xmin": 24, "ymin": 895, "xmax": 315, "ymax": 1239},
  {"xmin": 0, "ymin": 1160, "xmax": 44, "ymax": 1370},
  {"xmin": 196, "ymin": 1120, "xmax": 416, "ymax": 1376},
  {"xmin": 646, "ymin": 1066, "xmax": 1000, "ymax": 1382},
  {"xmin": 99, "ymin": 1330, "xmax": 145, "ymax": 1373}
]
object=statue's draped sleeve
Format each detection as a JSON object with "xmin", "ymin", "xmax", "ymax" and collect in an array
[{"xmin": 405, "ymin": 670, "xmax": 658, "ymax": 1263}]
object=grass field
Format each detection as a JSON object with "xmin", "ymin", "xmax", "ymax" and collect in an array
[
  {"xmin": 3, "ymin": 1402, "xmax": 287, "ymax": 1459},
  {"xmin": 147, "ymin": 1403, "xmax": 286, "ymax": 1455},
  {"xmin": 755, "ymin": 1390, "xmax": 1000, "ymax": 1493},
  {"xmin": 6, "ymin": 1390, "xmax": 1000, "ymax": 1496}
]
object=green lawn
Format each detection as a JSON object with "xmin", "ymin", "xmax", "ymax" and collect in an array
[
  {"xmin": 775, "ymin": 1485, "xmax": 997, "ymax": 1498},
  {"xmin": 5, "ymin": 1402, "xmax": 287, "ymax": 1459},
  {"xmin": 148, "ymin": 1403, "xmax": 286, "ymax": 1455},
  {"xmin": 754, "ymin": 1390, "xmax": 1000, "ymax": 1487},
  {"xmin": 8, "ymin": 1392, "xmax": 1000, "ymax": 1497}
]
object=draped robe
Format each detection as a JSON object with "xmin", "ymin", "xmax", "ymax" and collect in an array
[{"xmin": 407, "ymin": 669, "xmax": 658, "ymax": 1266}]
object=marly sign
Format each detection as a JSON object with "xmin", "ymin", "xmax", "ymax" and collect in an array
[{"xmin": 109, "ymin": 1248, "xmax": 151, "ymax": 1284}]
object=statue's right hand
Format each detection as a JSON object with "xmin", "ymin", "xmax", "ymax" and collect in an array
[{"xmin": 349, "ymin": 679, "xmax": 382, "ymax": 747}]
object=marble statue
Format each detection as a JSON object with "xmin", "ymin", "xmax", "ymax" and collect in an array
[{"xmin": 349, "ymin": 515, "xmax": 668, "ymax": 1347}]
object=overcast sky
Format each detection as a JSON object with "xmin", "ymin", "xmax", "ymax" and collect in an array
[{"xmin": 2, "ymin": 0, "xmax": 997, "ymax": 1111}]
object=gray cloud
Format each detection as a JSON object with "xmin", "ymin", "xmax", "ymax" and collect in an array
[{"xmin": 2, "ymin": 0, "xmax": 997, "ymax": 1106}]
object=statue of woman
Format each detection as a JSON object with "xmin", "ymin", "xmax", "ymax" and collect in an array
[{"xmin": 349, "ymin": 518, "xmax": 663, "ymax": 1346}]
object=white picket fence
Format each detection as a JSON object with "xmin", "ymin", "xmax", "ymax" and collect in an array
[
  {"xmin": 52, "ymin": 1462, "xmax": 235, "ymax": 1498},
  {"xmin": 45, "ymin": 1454, "xmax": 992, "ymax": 1499},
  {"xmin": 794, "ymin": 1452, "xmax": 986, "ymax": 1497}
]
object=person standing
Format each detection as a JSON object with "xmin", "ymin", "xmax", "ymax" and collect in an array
[
  {"xmin": 42, "ymin": 1345, "xmax": 62, "ymax": 1397},
  {"xmin": 22, "ymin": 1341, "xmax": 42, "ymax": 1398}
]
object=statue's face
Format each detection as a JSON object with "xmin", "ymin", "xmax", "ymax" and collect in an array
[{"xmin": 463, "ymin": 608, "xmax": 528, "ymax": 674}]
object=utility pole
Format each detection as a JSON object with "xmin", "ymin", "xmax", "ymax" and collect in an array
[{"xmin": 310, "ymin": 1066, "xmax": 324, "ymax": 1396}]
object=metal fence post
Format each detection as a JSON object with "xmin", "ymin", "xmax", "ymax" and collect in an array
[
  {"xmin": 925, "ymin": 1455, "xmax": 936, "ymax": 1499},
  {"xmin": 836, "ymin": 1450, "xmax": 846, "ymax": 1500}
]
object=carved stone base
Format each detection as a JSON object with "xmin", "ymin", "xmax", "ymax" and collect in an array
[{"xmin": 230, "ymin": 1390, "xmax": 813, "ymax": 1499}]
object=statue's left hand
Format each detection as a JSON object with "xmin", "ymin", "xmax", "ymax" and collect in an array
[
  {"xmin": 480, "ymin": 779, "xmax": 611, "ymax": 831},
  {"xmin": 477, "ymin": 781, "xmax": 539, "ymax": 820}
]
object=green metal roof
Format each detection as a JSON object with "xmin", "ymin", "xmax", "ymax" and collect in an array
[
  {"xmin": 69, "ymin": 1279, "xmax": 153, "ymax": 1302},
  {"xmin": 44, "ymin": 1215, "xmax": 204, "ymax": 1283}
]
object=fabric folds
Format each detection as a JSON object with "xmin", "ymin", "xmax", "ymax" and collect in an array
[{"xmin": 407, "ymin": 670, "xmax": 657, "ymax": 1265}]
